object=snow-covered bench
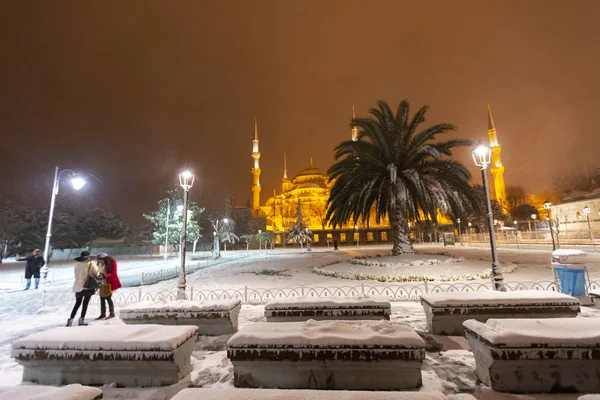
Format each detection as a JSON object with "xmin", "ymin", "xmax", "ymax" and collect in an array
[
  {"xmin": 120, "ymin": 299, "xmax": 241, "ymax": 336},
  {"xmin": 11, "ymin": 325, "xmax": 197, "ymax": 387},
  {"xmin": 421, "ymin": 290, "xmax": 580, "ymax": 335},
  {"xmin": 464, "ymin": 318, "xmax": 600, "ymax": 393},
  {"xmin": 0, "ymin": 384, "xmax": 102, "ymax": 400},
  {"xmin": 264, "ymin": 296, "xmax": 391, "ymax": 322},
  {"xmin": 171, "ymin": 388, "xmax": 475, "ymax": 400},
  {"xmin": 227, "ymin": 320, "xmax": 425, "ymax": 390}
]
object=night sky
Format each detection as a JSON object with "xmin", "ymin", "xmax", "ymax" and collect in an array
[{"xmin": 1, "ymin": 1, "xmax": 599, "ymax": 226}]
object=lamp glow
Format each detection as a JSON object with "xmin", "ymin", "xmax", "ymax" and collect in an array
[
  {"xmin": 70, "ymin": 177, "xmax": 86, "ymax": 191},
  {"xmin": 472, "ymin": 143, "xmax": 492, "ymax": 168},
  {"xmin": 179, "ymin": 170, "xmax": 195, "ymax": 191}
]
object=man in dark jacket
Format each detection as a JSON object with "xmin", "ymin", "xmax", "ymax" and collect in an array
[{"xmin": 17, "ymin": 249, "xmax": 46, "ymax": 290}]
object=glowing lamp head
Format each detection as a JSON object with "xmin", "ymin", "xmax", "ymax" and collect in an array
[
  {"xmin": 543, "ymin": 201, "xmax": 551, "ymax": 210},
  {"xmin": 179, "ymin": 170, "xmax": 195, "ymax": 191},
  {"xmin": 472, "ymin": 143, "xmax": 491, "ymax": 168},
  {"xmin": 70, "ymin": 177, "xmax": 86, "ymax": 191},
  {"xmin": 468, "ymin": 222, "xmax": 472, "ymax": 227},
  {"xmin": 531, "ymin": 214, "xmax": 537, "ymax": 220},
  {"xmin": 583, "ymin": 206, "xmax": 591, "ymax": 215},
  {"xmin": 514, "ymin": 221, "xmax": 518, "ymax": 225},
  {"xmin": 223, "ymin": 218, "xmax": 229, "ymax": 224},
  {"xmin": 457, "ymin": 218, "xmax": 461, "ymax": 223},
  {"xmin": 176, "ymin": 205, "xmax": 184, "ymax": 212}
]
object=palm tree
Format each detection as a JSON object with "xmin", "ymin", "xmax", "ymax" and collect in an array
[{"xmin": 326, "ymin": 100, "xmax": 479, "ymax": 255}]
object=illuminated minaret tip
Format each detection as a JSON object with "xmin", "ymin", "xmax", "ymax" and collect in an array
[
  {"xmin": 486, "ymin": 104, "xmax": 506, "ymax": 208},
  {"xmin": 283, "ymin": 152, "xmax": 288, "ymax": 179},
  {"xmin": 251, "ymin": 118, "xmax": 261, "ymax": 215},
  {"xmin": 351, "ymin": 105, "xmax": 358, "ymax": 141}
]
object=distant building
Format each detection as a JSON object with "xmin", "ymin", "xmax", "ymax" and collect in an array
[{"xmin": 547, "ymin": 189, "xmax": 600, "ymax": 240}]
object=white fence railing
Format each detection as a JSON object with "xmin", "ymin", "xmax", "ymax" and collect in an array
[{"xmin": 39, "ymin": 279, "xmax": 600, "ymax": 309}]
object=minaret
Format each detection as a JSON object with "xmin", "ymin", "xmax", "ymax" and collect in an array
[
  {"xmin": 351, "ymin": 105, "xmax": 358, "ymax": 141},
  {"xmin": 487, "ymin": 105, "xmax": 506, "ymax": 207},
  {"xmin": 282, "ymin": 151, "xmax": 292, "ymax": 193},
  {"xmin": 251, "ymin": 118, "xmax": 261, "ymax": 215}
]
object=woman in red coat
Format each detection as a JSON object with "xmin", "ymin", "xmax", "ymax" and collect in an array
[{"xmin": 95, "ymin": 253, "xmax": 122, "ymax": 319}]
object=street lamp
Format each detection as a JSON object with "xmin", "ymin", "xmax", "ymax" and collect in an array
[
  {"xmin": 42, "ymin": 167, "xmax": 87, "ymax": 278},
  {"xmin": 177, "ymin": 169, "xmax": 195, "ymax": 300},
  {"xmin": 472, "ymin": 143, "xmax": 504, "ymax": 291},
  {"xmin": 354, "ymin": 225, "xmax": 359, "ymax": 247},
  {"xmin": 467, "ymin": 222, "xmax": 472, "ymax": 246},
  {"xmin": 543, "ymin": 201, "xmax": 556, "ymax": 251},
  {"xmin": 457, "ymin": 218, "xmax": 462, "ymax": 246},
  {"xmin": 531, "ymin": 214, "xmax": 538, "ymax": 243},
  {"xmin": 583, "ymin": 206, "xmax": 595, "ymax": 250},
  {"xmin": 514, "ymin": 220, "xmax": 519, "ymax": 249}
]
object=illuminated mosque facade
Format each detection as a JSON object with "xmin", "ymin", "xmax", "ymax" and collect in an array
[{"xmin": 249, "ymin": 106, "xmax": 507, "ymax": 245}]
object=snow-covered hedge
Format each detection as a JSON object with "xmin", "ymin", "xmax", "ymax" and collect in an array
[{"xmin": 313, "ymin": 262, "xmax": 518, "ymax": 283}]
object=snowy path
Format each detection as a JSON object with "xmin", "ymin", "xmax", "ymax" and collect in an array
[{"xmin": 1, "ymin": 245, "xmax": 599, "ymax": 399}]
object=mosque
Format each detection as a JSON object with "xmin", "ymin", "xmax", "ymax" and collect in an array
[{"xmin": 249, "ymin": 106, "xmax": 507, "ymax": 246}]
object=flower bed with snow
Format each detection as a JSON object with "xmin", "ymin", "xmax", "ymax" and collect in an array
[
  {"xmin": 464, "ymin": 317, "xmax": 600, "ymax": 393},
  {"xmin": 226, "ymin": 320, "xmax": 425, "ymax": 390},
  {"xmin": 0, "ymin": 384, "xmax": 102, "ymax": 400},
  {"xmin": 264, "ymin": 295, "xmax": 391, "ymax": 321},
  {"xmin": 314, "ymin": 255, "xmax": 518, "ymax": 283},
  {"xmin": 120, "ymin": 299, "xmax": 241, "ymax": 336},
  {"xmin": 421, "ymin": 290, "xmax": 580, "ymax": 335},
  {"xmin": 11, "ymin": 325, "xmax": 197, "ymax": 387},
  {"xmin": 171, "ymin": 388, "xmax": 475, "ymax": 400}
]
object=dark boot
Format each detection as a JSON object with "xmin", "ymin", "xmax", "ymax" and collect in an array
[
  {"xmin": 66, "ymin": 318, "xmax": 73, "ymax": 327},
  {"xmin": 78, "ymin": 318, "xmax": 88, "ymax": 326},
  {"xmin": 95, "ymin": 306, "xmax": 106, "ymax": 320},
  {"xmin": 106, "ymin": 306, "xmax": 115, "ymax": 320}
]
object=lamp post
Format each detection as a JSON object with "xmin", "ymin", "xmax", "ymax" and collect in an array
[
  {"xmin": 583, "ymin": 206, "xmax": 595, "ymax": 250},
  {"xmin": 467, "ymin": 222, "xmax": 472, "ymax": 246},
  {"xmin": 514, "ymin": 220, "xmax": 519, "ymax": 249},
  {"xmin": 42, "ymin": 167, "xmax": 87, "ymax": 278},
  {"xmin": 531, "ymin": 214, "xmax": 538, "ymax": 243},
  {"xmin": 177, "ymin": 170, "xmax": 195, "ymax": 300},
  {"xmin": 543, "ymin": 201, "xmax": 556, "ymax": 251},
  {"xmin": 472, "ymin": 144, "xmax": 504, "ymax": 291},
  {"xmin": 355, "ymin": 226, "xmax": 359, "ymax": 247},
  {"xmin": 457, "ymin": 218, "xmax": 462, "ymax": 246}
]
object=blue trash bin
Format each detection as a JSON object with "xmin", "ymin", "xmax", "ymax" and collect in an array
[{"xmin": 554, "ymin": 267, "xmax": 587, "ymax": 296}]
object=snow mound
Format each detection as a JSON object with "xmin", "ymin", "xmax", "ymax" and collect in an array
[
  {"xmin": 265, "ymin": 295, "xmax": 390, "ymax": 309},
  {"xmin": 12, "ymin": 325, "xmax": 198, "ymax": 352},
  {"xmin": 227, "ymin": 320, "xmax": 424, "ymax": 348},
  {"xmin": 421, "ymin": 290, "xmax": 579, "ymax": 307},
  {"xmin": 0, "ymin": 384, "xmax": 102, "ymax": 400},
  {"xmin": 463, "ymin": 317, "xmax": 600, "ymax": 347}
]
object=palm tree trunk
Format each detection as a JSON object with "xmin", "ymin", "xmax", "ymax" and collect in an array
[{"xmin": 390, "ymin": 204, "xmax": 415, "ymax": 255}]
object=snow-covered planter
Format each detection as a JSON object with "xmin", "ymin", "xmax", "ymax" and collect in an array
[
  {"xmin": 464, "ymin": 318, "xmax": 600, "ymax": 393},
  {"xmin": 227, "ymin": 320, "xmax": 425, "ymax": 390},
  {"xmin": 11, "ymin": 325, "xmax": 197, "ymax": 387},
  {"xmin": 0, "ymin": 384, "xmax": 102, "ymax": 400},
  {"xmin": 264, "ymin": 296, "xmax": 391, "ymax": 321},
  {"xmin": 171, "ymin": 388, "xmax": 475, "ymax": 400},
  {"xmin": 421, "ymin": 290, "xmax": 580, "ymax": 336},
  {"xmin": 120, "ymin": 299, "xmax": 241, "ymax": 336}
]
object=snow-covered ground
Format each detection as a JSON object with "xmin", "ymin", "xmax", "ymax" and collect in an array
[{"xmin": 1, "ymin": 244, "xmax": 599, "ymax": 399}]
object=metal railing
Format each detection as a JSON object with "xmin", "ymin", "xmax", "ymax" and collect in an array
[{"xmin": 38, "ymin": 279, "xmax": 600, "ymax": 308}]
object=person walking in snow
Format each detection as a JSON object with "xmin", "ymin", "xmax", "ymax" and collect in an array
[
  {"xmin": 67, "ymin": 251, "xmax": 99, "ymax": 327},
  {"xmin": 16, "ymin": 249, "xmax": 45, "ymax": 290},
  {"xmin": 95, "ymin": 253, "xmax": 122, "ymax": 320}
]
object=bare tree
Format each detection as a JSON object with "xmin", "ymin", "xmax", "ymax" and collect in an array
[
  {"xmin": 505, "ymin": 185, "xmax": 527, "ymax": 216},
  {"xmin": 554, "ymin": 165, "xmax": 600, "ymax": 197}
]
